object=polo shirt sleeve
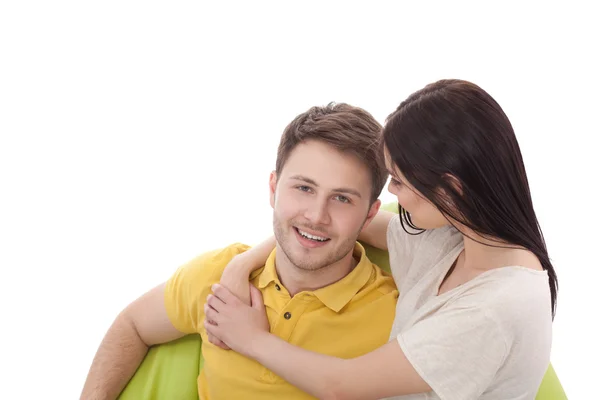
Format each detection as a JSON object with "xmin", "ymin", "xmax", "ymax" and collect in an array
[{"xmin": 164, "ymin": 243, "xmax": 250, "ymax": 334}]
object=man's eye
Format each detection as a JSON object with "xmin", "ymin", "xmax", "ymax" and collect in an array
[
  {"xmin": 297, "ymin": 185, "xmax": 312, "ymax": 192},
  {"xmin": 335, "ymin": 195, "xmax": 350, "ymax": 203}
]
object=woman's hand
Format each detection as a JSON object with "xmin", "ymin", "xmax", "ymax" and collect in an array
[
  {"xmin": 210, "ymin": 237, "xmax": 276, "ymax": 349},
  {"xmin": 204, "ymin": 283, "xmax": 270, "ymax": 357},
  {"xmin": 219, "ymin": 253, "xmax": 252, "ymax": 304},
  {"xmin": 208, "ymin": 254, "xmax": 254, "ymax": 349}
]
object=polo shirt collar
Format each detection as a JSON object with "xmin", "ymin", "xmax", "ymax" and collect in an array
[{"xmin": 255, "ymin": 242, "xmax": 373, "ymax": 313}]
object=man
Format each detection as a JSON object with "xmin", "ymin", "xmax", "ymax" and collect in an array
[{"xmin": 80, "ymin": 103, "xmax": 398, "ymax": 400}]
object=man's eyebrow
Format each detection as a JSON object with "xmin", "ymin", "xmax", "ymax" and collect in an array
[
  {"xmin": 290, "ymin": 175, "xmax": 318, "ymax": 186},
  {"xmin": 289, "ymin": 175, "xmax": 362, "ymax": 198}
]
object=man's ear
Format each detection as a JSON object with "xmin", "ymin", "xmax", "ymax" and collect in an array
[
  {"xmin": 269, "ymin": 171, "xmax": 277, "ymax": 208},
  {"xmin": 362, "ymin": 199, "xmax": 381, "ymax": 230}
]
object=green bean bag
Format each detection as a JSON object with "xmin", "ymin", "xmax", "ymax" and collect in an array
[{"xmin": 119, "ymin": 203, "xmax": 567, "ymax": 399}]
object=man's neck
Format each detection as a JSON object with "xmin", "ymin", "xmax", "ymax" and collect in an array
[{"xmin": 274, "ymin": 246, "xmax": 358, "ymax": 297}]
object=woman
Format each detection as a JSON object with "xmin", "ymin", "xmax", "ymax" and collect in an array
[{"xmin": 204, "ymin": 79, "xmax": 557, "ymax": 399}]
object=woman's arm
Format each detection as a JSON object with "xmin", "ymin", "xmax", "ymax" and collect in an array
[
  {"xmin": 205, "ymin": 284, "xmax": 430, "ymax": 400},
  {"xmin": 357, "ymin": 209, "xmax": 395, "ymax": 251},
  {"xmin": 251, "ymin": 333, "xmax": 429, "ymax": 400},
  {"xmin": 209, "ymin": 237, "xmax": 277, "ymax": 350},
  {"xmin": 219, "ymin": 236, "xmax": 276, "ymax": 304}
]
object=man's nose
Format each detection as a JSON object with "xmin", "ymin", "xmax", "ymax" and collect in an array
[{"xmin": 304, "ymin": 198, "xmax": 331, "ymax": 226}]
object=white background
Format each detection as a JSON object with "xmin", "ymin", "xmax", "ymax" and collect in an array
[{"xmin": 1, "ymin": 1, "xmax": 598, "ymax": 398}]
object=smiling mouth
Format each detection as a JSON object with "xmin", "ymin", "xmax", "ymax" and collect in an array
[{"xmin": 294, "ymin": 227, "xmax": 331, "ymax": 242}]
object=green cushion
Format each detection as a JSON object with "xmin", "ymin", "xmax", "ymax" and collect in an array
[
  {"xmin": 536, "ymin": 364, "xmax": 567, "ymax": 400},
  {"xmin": 119, "ymin": 334, "xmax": 202, "ymax": 400},
  {"xmin": 120, "ymin": 202, "xmax": 567, "ymax": 400}
]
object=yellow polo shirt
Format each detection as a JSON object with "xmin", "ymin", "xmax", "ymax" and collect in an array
[{"xmin": 165, "ymin": 242, "xmax": 398, "ymax": 400}]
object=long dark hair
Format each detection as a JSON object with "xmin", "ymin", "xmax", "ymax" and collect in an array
[{"xmin": 383, "ymin": 79, "xmax": 558, "ymax": 317}]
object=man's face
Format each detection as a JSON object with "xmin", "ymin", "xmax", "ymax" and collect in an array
[{"xmin": 270, "ymin": 140, "xmax": 380, "ymax": 272}]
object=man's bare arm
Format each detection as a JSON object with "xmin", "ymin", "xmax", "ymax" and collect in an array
[{"xmin": 80, "ymin": 283, "xmax": 184, "ymax": 400}]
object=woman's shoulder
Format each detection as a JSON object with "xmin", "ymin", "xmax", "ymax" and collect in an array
[
  {"xmin": 461, "ymin": 267, "xmax": 549, "ymax": 303},
  {"xmin": 459, "ymin": 267, "xmax": 552, "ymax": 331}
]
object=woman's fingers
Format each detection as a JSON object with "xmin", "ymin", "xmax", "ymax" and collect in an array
[
  {"xmin": 207, "ymin": 331, "xmax": 229, "ymax": 350},
  {"xmin": 205, "ymin": 302, "xmax": 221, "ymax": 324},
  {"xmin": 206, "ymin": 293, "xmax": 226, "ymax": 312},
  {"xmin": 211, "ymin": 284, "xmax": 239, "ymax": 305},
  {"xmin": 204, "ymin": 293, "xmax": 231, "ymax": 349}
]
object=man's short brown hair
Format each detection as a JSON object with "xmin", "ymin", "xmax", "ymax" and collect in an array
[{"xmin": 275, "ymin": 102, "xmax": 388, "ymax": 203}]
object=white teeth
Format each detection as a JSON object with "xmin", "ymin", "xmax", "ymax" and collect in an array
[{"xmin": 298, "ymin": 229, "xmax": 328, "ymax": 242}]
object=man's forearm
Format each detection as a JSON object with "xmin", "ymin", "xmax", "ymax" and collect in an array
[{"xmin": 80, "ymin": 314, "xmax": 148, "ymax": 400}]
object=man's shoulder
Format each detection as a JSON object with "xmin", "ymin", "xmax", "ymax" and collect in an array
[
  {"xmin": 361, "ymin": 256, "xmax": 398, "ymax": 296},
  {"xmin": 342, "ymin": 257, "xmax": 397, "ymax": 318}
]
